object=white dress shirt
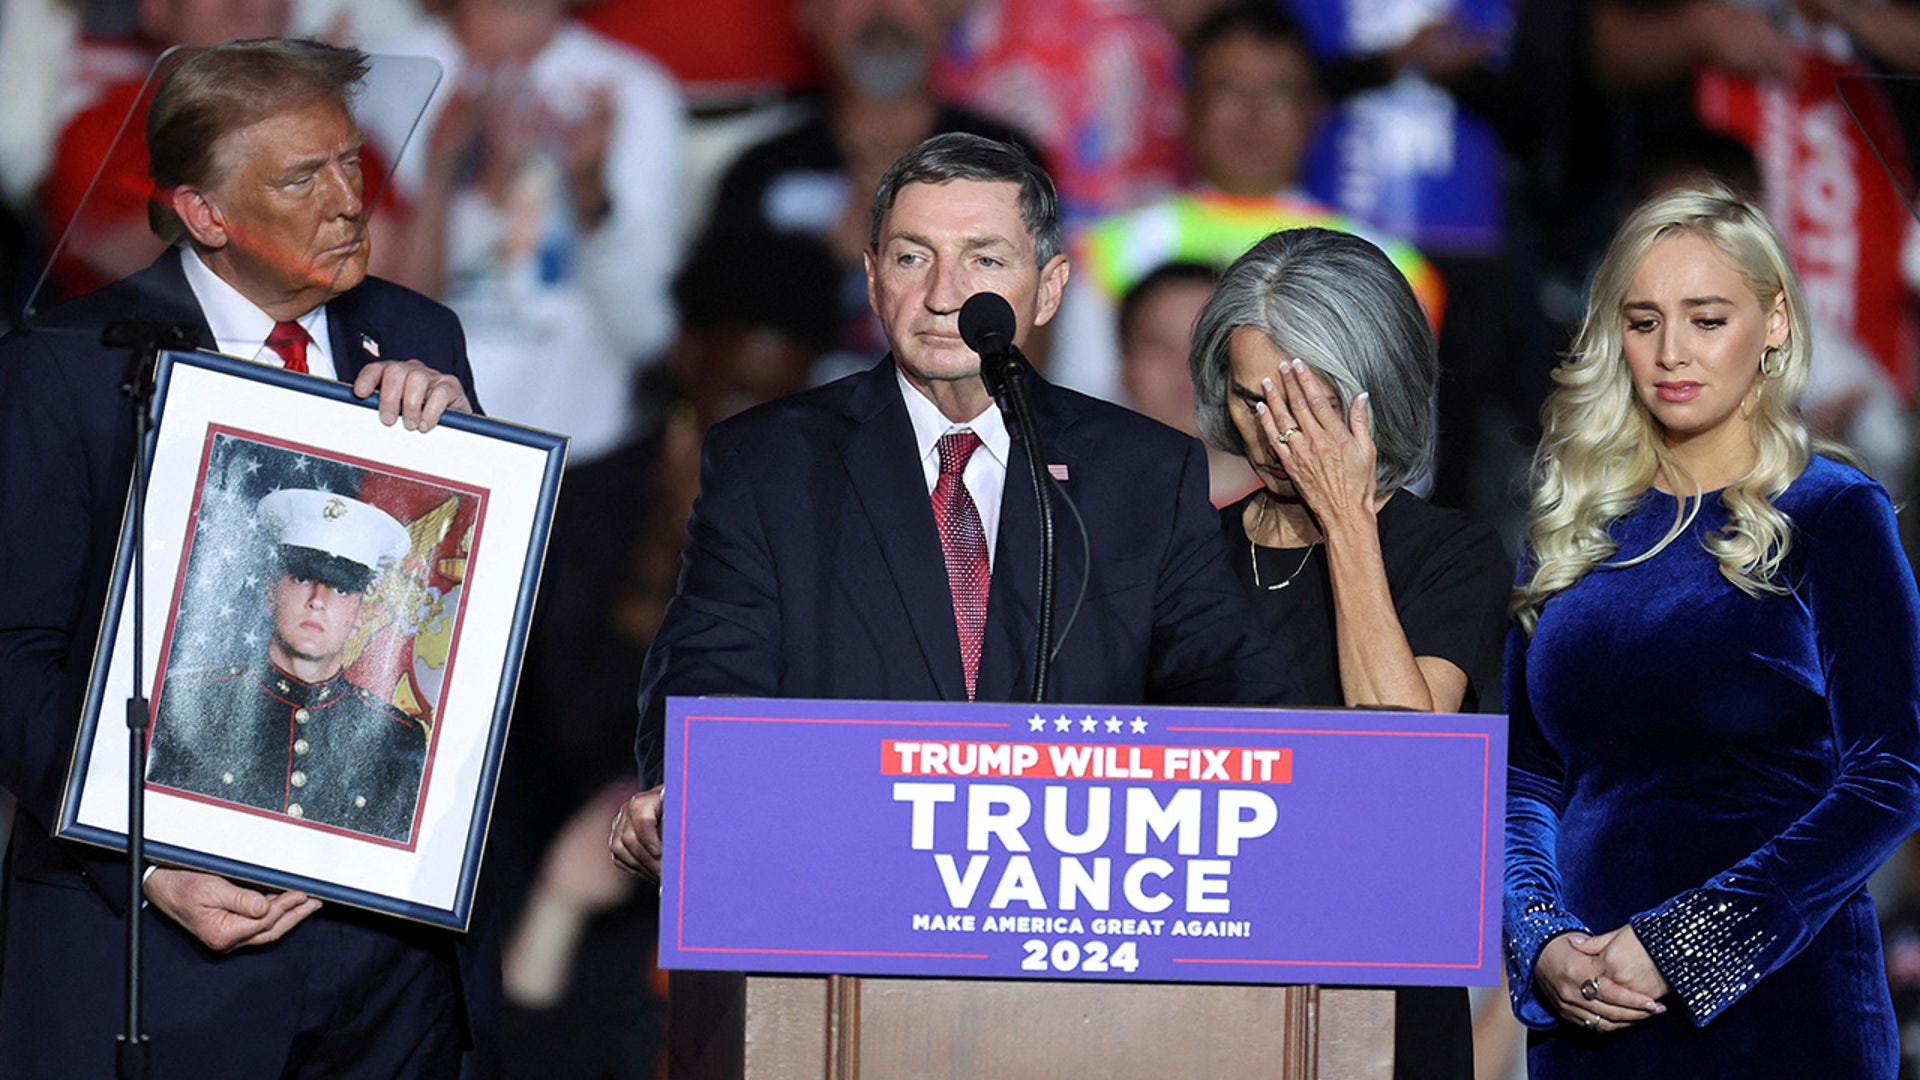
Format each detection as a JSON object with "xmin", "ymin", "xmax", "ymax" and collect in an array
[
  {"xmin": 179, "ymin": 246, "xmax": 338, "ymax": 379},
  {"xmin": 898, "ymin": 366, "xmax": 1010, "ymax": 569}
]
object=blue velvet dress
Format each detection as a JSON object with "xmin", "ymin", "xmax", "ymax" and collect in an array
[{"xmin": 1504, "ymin": 457, "xmax": 1920, "ymax": 1078}]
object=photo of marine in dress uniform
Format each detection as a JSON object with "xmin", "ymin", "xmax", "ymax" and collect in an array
[{"xmin": 147, "ymin": 488, "xmax": 429, "ymax": 843}]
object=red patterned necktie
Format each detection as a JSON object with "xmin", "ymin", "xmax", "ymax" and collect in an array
[
  {"xmin": 265, "ymin": 320, "xmax": 310, "ymax": 374},
  {"xmin": 932, "ymin": 431, "xmax": 990, "ymax": 700}
]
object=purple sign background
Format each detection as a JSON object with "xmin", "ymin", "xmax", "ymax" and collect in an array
[{"xmin": 660, "ymin": 698, "xmax": 1504, "ymax": 986}]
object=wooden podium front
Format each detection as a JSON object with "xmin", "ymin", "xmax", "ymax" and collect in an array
[{"xmin": 670, "ymin": 972, "xmax": 1393, "ymax": 1079}]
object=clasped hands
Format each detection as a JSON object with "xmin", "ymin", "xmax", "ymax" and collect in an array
[
  {"xmin": 427, "ymin": 71, "xmax": 615, "ymax": 227},
  {"xmin": 1536, "ymin": 926, "xmax": 1671, "ymax": 1034}
]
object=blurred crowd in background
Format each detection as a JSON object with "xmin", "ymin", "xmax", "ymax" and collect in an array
[{"xmin": 3, "ymin": 0, "xmax": 1920, "ymax": 1076}]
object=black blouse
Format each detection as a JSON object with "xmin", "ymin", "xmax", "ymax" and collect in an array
[{"xmin": 1220, "ymin": 492, "xmax": 1514, "ymax": 713}]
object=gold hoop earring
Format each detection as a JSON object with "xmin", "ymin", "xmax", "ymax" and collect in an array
[{"xmin": 1760, "ymin": 346, "xmax": 1786, "ymax": 379}]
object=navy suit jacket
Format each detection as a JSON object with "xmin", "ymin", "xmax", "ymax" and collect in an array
[
  {"xmin": 637, "ymin": 356, "xmax": 1300, "ymax": 785},
  {"xmin": 0, "ymin": 249, "xmax": 495, "ymax": 1076}
]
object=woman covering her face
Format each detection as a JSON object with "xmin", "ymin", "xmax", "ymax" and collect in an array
[
  {"xmin": 1503, "ymin": 186, "xmax": 1920, "ymax": 1076},
  {"xmin": 1190, "ymin": 227, "xmax": 1513, "ymax": 1079}
]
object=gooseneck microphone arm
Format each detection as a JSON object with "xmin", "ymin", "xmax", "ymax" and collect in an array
[{"xmin": 958, "ymin": 292, "xmax": 1055, "ymax": 702}]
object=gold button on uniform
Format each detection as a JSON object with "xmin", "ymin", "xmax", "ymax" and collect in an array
[
  {"xmin": 294, "ymin": 708, "xmax": 311, "ymax": 724},
  {"xmin": 353, "ymin": 795, "xmax": 367, "ymax": 808},
  {"xmin": 287, "ymin": 804, "xmax": 304, "ymax": 818},
  {"xmin": 221, "ymin": 772, "xmax": 234, "ymax": 785},
  {"xmin": 293, "ymin": 739, "xmax": 310, "ymax": 755},
  {"xmin": 290, "ymin": 771, "xmax": 307, "ymax": 788}
]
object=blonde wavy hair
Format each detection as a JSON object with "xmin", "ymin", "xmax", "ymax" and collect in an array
[{"xmin": 1513, "ymin": 185, "xmax": 1836, "ymax": 634}]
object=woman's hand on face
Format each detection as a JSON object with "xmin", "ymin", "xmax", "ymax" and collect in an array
[
  {"xmin": 1535, "ymin": 931, "xmax": 1668, "ymax": 1035},
  {"xmin": 1257, "ymin": 359, "xmax": 1376, "ymax": 526}
]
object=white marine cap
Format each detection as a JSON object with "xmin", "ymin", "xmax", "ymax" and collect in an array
[{"xmin": 257, "ymin": 489, "xmax": 410, "ymax": 588}]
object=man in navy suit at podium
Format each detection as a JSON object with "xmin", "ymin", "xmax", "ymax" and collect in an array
[
  {"xmin": 0, "ymin": 38, "xmax": 496, "ymax": 1077},
  {"xmin": 612, "ymin": 133, "xmax": 1298, "ymax": 879}
]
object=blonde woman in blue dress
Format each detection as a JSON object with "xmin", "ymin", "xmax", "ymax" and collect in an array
[{"xmin": 1504, "ymin": 185, "xmax": 1920, "ymax": 1076}]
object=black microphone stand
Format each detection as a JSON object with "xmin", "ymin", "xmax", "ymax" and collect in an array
[
  {"xmin": 979, "ymin": 346, "xmax": 1056, "ymax": 703},
  {"xmin": 100, "ymin": 318, "xmax": 197, "ymax": 1080}
]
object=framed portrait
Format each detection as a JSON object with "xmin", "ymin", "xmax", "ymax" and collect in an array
[{"xmin": 57, "ymin": 349, "xmax": 565, "ymax": 930}]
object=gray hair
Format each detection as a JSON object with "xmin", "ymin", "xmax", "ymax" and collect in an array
[
  {"xmin": 148, "ymin": 38, "xmax": 369, "ymax": 244},
  {"xmin": 868, "ymin": 132, "xmax": 1062, "ymax": 267},
  {"xmin": 1189, "ymin": 227, "xmax": 1435, "ymax": 494}
]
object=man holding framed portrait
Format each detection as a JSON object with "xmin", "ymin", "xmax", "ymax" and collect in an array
[{"xmin": 0, "ymin": 37, "xmax": 501, "ymax": 1079}]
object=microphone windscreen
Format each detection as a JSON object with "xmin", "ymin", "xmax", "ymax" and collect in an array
[{"xmin": 959, "ymin": 292, "xmax": 1016, "ymax": 355}]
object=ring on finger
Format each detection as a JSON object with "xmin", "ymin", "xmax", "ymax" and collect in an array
[
  {"xmin": 1583, "ymin": 1015, "xmax": 1600, "ymax": 1031},
  {"xmin": 1580, "ymin": 977, "xmax": 1600, "ymax": 1001},
  {"xmin": 1277, "ymin": 427, "xmax": 1300, "ymax": 443}
]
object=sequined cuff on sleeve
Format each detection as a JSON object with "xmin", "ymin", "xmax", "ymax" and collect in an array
[
  {"xmin": 1631, "ymin": 877, "xmax": 1785, "ymax": 1026},
  {"xmin": 1504, "ymin": 897, "xmax": 1589, "ymax": 1028}
]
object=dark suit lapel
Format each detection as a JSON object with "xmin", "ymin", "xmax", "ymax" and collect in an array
[
  {"xmin": 977, "ymin": 374, "xmax": 1091, "ymax": 703},
  {"xmin": 325, "ymin": 291, "xmax": 375, "ymax": 384},
  {"xmin": 840, "ymin": 359, "xmax": 970, "ymax": 699},
  {"xmin": 128, "ymin": 249, "xmax": 216, "ymax": 347}
]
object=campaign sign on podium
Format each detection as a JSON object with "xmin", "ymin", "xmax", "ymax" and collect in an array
[{"xmin": 659, "ymin": 698, "xmax": 1503, "ymax": 987}]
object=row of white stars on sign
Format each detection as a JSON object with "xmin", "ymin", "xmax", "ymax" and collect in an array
[{"xmin": 1028, "ymin": 714, "xmax": 1151, "ymax": 734}]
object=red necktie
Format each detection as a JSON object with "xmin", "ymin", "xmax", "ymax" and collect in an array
[
  {"xmin": 932, "ymin": 431, "xmax": 990, "ymax": 700},
  {"xmin": 265, "ymin": 321, "xmax": 310, "ymax": 374}
]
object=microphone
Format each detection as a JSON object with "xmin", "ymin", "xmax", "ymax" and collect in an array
[
  {"xmin": 959, "ymin": 291, "xmax": 1015, "ymax": 355},
  {"xmin": 959, "ymin": 292, "xmax": 1018, "ymax": 398},
  {"xmin": 956, "ymin": 290, "xmax": 1070, "ymax": 700}
]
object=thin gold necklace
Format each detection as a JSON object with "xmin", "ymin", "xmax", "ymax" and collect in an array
[{"xmin": 1250, "ymin": 495, "xmax": 1319, "ymax": 591}]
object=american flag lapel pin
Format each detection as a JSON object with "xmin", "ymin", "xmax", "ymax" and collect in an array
[
  {"xmin": 1048, "ymin": 463, "xmax": 1070, "ymax": 482},
  {"xmin": 360, "ymin": 333, "xmax": 381, "ymax": 359}
]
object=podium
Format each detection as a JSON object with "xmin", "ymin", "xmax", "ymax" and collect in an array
[
  {"xmin": 657, "ymin": 698, "xmax": 1503, "ymax": 1079},
  {"xmin": 669, "ymin": 972, "xmax": 1393, "ymax": 1079}
]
